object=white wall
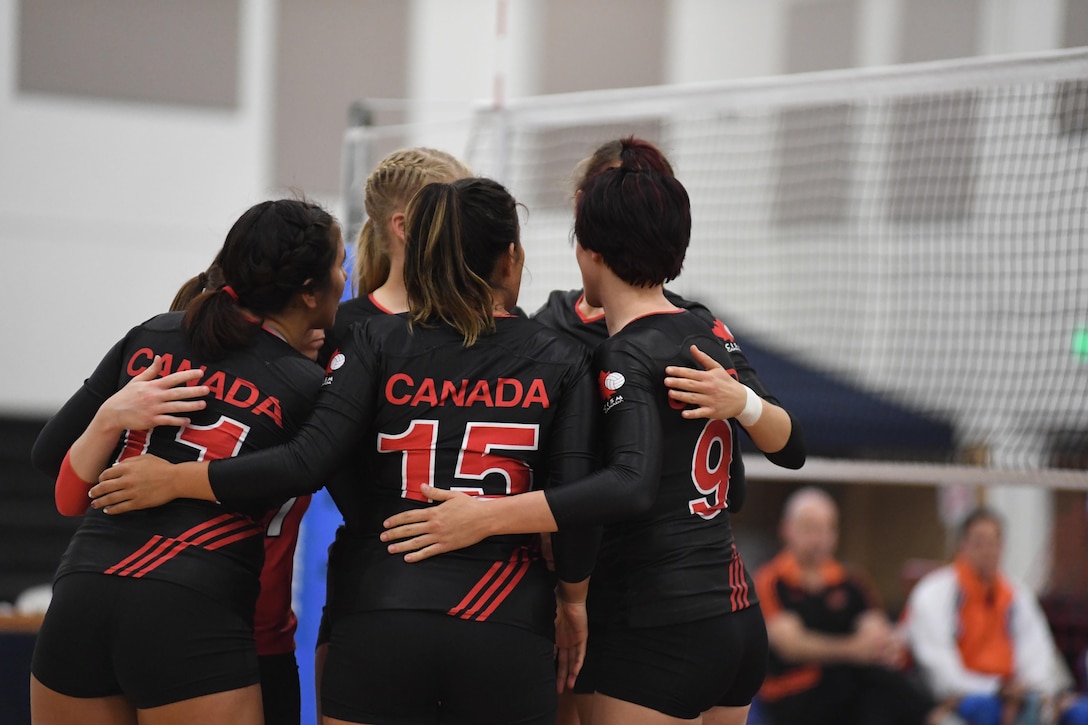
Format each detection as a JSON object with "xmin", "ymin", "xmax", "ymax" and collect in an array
[
  {"xmin": 666, "ymin": 0, "xmax": 787, "ymax": 82},
  {"xmin": 0, "ymin": 0, "xmax": 277, "ymax": 416}
]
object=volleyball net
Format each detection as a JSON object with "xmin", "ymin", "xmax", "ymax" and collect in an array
[{"xmin": 341, "ymin": 49, "xmax": 1088, "ymax": 485}]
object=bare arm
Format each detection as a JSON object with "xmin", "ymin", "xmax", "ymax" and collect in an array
[
  {"xmin": 381, "ymin": 484, "xmax": 557, "ymax": 561},
  {"xmin": 665, "ymin": 344, "xmax": 799, "ymax": 459},
  {"xmin": 89, "ymin": 326, "xmax": 385, "ymax": 512},
  {"xmin": 55, "ymin": 355, "xmax": 208, "ymax": 515},
  {"xmin": 69, "ymin": 356, "xmax": 208, "ymax": 481},
  {"xmin": 555, "ymin": 577, "xmax": 590, "ymax": 693},
  {"xmin": 90, "ymin": 457, "xmax": 215, "ymax": 514}
]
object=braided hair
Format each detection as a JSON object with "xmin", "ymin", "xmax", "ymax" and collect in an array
[
  {"xmin": 355, "ymin": 147, "xmax": 471, "ymax": 294},
  {"xmin": 184, "ymin": 199, "xmax": 338, "ymax": 360}
]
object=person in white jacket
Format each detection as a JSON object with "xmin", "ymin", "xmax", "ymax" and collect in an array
[{"xmin": 905, "ymin": 506, "xmax": 1088, "ymax": 725}]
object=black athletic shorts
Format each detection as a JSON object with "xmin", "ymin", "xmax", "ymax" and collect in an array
[
  {"xmin": 259, "ymin": 651, "xmax": 301, "ymax": 725},
  {"xmin": 321, "ymin": 610, "xmax": 557, "ymax": 725},
  {"xmin": 573, "ymin": 604, "xmax": 768, "ymax": 719},
  {"xmin": 31, "ymin": 573, "xmax": 259, "ymax": 709}
]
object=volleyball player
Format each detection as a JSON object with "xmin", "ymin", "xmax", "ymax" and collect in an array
[
  {"xmin": 310, "ymin": 147, "xmax": 472, "ymax": 720},
  {"xmin": 172, "ymin": 265, "xmax": 325, "ymax": 725},
  {"xmin": 90, "ymin": 177, "xmax": 600, "ymax": 725},
  {"xmin": 29, "ymin": 199, "xmax": 346, "ymax": 725},
  {"xmin": 532, "ymin": 138, "xmax": 764, "ymax": 725},
  {"xmin": 380, "ymin": 138, "xmax": 803, "ymax": 725},
  {"xmin": 533, "ymin": 137, "xmax": 807, "ymax": 514},
  {"xmin": 33, "ymin": 260, "xmax": 326, "ymax": 725},
  {"xmin": 317, "ymin": 146, "xmax": 471, "ymax": 365}
]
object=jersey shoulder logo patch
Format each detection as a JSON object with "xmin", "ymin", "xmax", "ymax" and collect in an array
[
  {"xmin": 598, "ymin": 371, "xmax": 625, "ymax": 399},
  {"xmin": 598, "ymin": 370, "xmax": 626, "ymax": 413},
  {"xmin": 712, "ymin": 319, "xmax": 741, "ymax": 353},
  {"xmin": 712, "ymin": 319, "xmax": 734, "ymax": 342}
]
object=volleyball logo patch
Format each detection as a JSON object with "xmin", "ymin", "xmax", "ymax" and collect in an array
[
  {"xmin": 598, "ymin": 371, "xmax": 625, "ymax": 413},
  {"xmin": 599, "ymin": 371, "xmax": 624, "ymax": 399},
  {"xmin": 323, "ymin": 349, "xmax": 344, "ymax": 386},
  {"xmin": 325, "ymin": 350, "xmax": 345, "ymax": 376}
]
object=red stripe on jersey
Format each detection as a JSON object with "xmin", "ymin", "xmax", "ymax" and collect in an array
[
  {"xmin": 731, "ymin": 553, "xmax": 739, "ymax": 609},
  {"xmin": 448, "ymin": 559, "xmax": 507, "ymax": 617},
  {"xmin": 738, "ymin": 546, "xmax": 752, "ymax": 608},
  {"xmin": 459, "ymin": 556, "xmax": 523, "ymax": 620},
  {"xmin": 448, "ymin": 549, "xmax": 526, "ymax": 620},
  {"xmin": 367, "ymin": 293, "xmax": 397, "ymax": 315},
  {"xmin": 114, "ymin": 536, "xmax": 177, "ymax": 577},
  {"xmin": 476, "ymin": 555, "xmax": 531, "ymax": 622},
  {"xmin": 116, "ymin": 514, "xmax": 238, "ymax": 573},
  {"xmin": 186, "ymin": 517, "xmax": 259, "ymax": 547},
  {"xmin": 728, "ymin": 556, "xmax": 737, "ymax": 611},
  {"xmin": 452, "ymin": 558, "xmax": 522, "ymax": 619},
  {"xmin": 574, "ymin": 293, "xmax": 605, "ymax": 324},
  {"xmin": 204, "ymin": 527, "xmax": 262, "ymax": 550},
  {"xmin": 104, "ymin": 535, "xmax": 164, "ymax": 575},
  {"xmin": 173, "ymin": 513, "xmax": 240, "ymax": 541},
  {"xmin": 104, "ymin": 513, "xmax": 253, "ymax": 576},
  {"xmin": 130, "ymin": 540, "xmax": 194, "ymax": 578},
  {"xmin": 729, "ymin": 545, "xmax": 751, "ymax": 610},
  {"xmin": 729, "ymin": 554, "xmax": 741, "ymax": 612},
  {"xmin": 130, "ymin": 518, "xmax": 260, "ymax": 577}
]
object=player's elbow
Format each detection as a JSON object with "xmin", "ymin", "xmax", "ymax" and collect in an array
[
  {"xmin": 55, "ymin": 496, "xmax": 89, "ymax": 517},
  {"xmin": 31, "ymin": 436, "xmax": 64, "ymax": 477},
  {"xmin": 765, "ymin": 416, "xmax": 806, "ymax": 470},
  {"xmin": 614, "ymin": 469, "xmax": 657, "ymax": 519}
]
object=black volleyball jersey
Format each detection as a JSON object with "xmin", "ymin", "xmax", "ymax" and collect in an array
[
  {"xmin": 533, "ymin": 288, "xmax": 766, "ymax": 511},
  {"xmin": 209, "ymin": 314, "xmax": 600, "ymax": 638},
  {"xmin": 532, "ymin": 288, "xmax": 778, "ymax": 401},
  {"xmin": 317, "ymin": 293, "xmax": 394, "ymax": 367},
  {"xmin": 46, "ymin": 312, "xmax": 323, "ymax": 616},
  {"xmin": 544, "ymin": 309, "xmax": 757, "ymax": 629},
  {"xmin": 531, "ymin": 289, "xmax": 611, "ymax": 350}
]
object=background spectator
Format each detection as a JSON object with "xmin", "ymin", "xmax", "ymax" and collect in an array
[
  {"xmin": 905, "ymin": 506, "xmax": 1088, "ymax": 725},
  {"xmin": 755, "ymin": 486, "xmax": 958, "ymax": 725}
]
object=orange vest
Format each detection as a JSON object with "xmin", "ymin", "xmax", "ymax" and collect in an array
[{"xmin": 954, "ymin": 556, "xmax": 1015, "ymax": 678}]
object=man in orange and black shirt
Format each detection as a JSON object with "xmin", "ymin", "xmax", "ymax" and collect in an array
[{"xmin": 754, "ymin": 487, "xmax": 956, "ymax": 725}]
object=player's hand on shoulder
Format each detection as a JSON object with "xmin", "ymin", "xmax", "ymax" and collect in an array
[
  {"xmin": 664, "ymin": 344, "xmax": 746, "ymax": 420},
  {"xmin": 102, "ymin": 355, "xmax": 209, "ymax": 432},
  {"xmin": 382, "ymin": 485, "xmax": 493, "ymax": 562}
]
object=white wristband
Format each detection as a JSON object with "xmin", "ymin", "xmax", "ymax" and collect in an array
[{"xmin": 737, "ymin": 385, "xmax": 764, "ymax": 427}]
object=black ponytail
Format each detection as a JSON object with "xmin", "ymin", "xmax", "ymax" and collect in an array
[{"xmin": 184, "ymin": 200, "xmax": 337, "ymax": 360}]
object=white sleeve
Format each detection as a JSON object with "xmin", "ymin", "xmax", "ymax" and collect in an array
[
  {"xmin": 906, "ymin": 568, "xmax": 1003, "ymax": 699},
  {"xmin": 1010, "ymin": 582, "xmax": 1072, "ymax": 694}
]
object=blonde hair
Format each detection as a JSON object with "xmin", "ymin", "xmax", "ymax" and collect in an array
[{"xmin": 355, "ymin": 147, "xmax": 472, "ymax": 294}]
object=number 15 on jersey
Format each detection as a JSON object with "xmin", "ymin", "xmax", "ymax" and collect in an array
[{"xmin": 378, "ymin": 419, "xmax": 540, "ymax": 503}]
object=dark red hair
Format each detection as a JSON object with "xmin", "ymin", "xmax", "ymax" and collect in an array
[{"xmin": 574, "ymin": 137, "xmax": 690, "ymax": 287}]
